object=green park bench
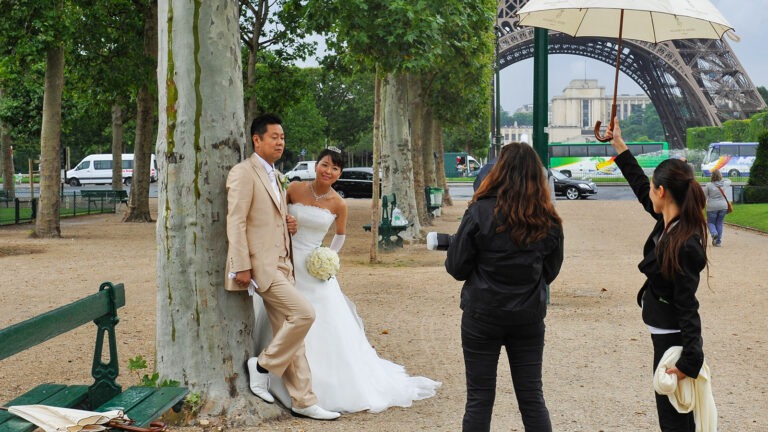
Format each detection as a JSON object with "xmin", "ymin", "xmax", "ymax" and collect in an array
[
  {"xmin": 363, "ymin": 193, "xmax": 408, "ymax": 249},
  {"xmin": 80, "ymin": 190, "xmax": 128, "ymax": 208},
  {"xmin": 0, "ymin": 282, "xmax": 188, "ymax": 432}
]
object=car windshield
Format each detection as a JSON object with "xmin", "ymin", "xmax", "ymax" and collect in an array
[{"xmin": 550, "ymin": 169, "xmax": 568, "ymax": 180}]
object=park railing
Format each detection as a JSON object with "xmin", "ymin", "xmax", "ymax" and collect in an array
[{"xmin": 0, "ymin": 191, "xmax": 125, "ymax": 226}]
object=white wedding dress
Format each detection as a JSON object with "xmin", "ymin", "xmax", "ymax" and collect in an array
[{"xmin": 252, "ymin": 203, "xmax": 441, "ymax": 413}]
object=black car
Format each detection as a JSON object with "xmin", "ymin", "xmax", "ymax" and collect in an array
[
  {"xmin": 550, "ymin": 169, "xmax": 598, "ymax": 200},
  {"xmin": 333, "ymin": 167, "xmax": 378, "ymax": 198}
]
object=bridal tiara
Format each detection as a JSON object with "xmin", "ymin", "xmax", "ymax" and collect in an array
[{"xmin": 327, "ymin": 146, "xmax": 342, "ymax": 154}]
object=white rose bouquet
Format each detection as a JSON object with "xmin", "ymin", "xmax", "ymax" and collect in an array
[{"xmin": 306, "ymin": 247, "xmax": 340, "ymax": 281}]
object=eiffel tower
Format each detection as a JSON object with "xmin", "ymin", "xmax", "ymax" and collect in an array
[{"xmin": 497, "ymin": 0, "xmax": 767, "ymax": 149}]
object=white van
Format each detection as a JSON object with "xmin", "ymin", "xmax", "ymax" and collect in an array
[
  {"xmin": 65, "ymin": 153, "xmax": 158, "ymax": 186},
  {"xmin": 285, "ymin": 161, "xmax": 316, "ymax": 181}
]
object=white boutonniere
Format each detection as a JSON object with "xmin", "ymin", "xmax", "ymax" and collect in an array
[{"xmin": 277, "ymin": 172, "xmax": 290, "ymax": 190}]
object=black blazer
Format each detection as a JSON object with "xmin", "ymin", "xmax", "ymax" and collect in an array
[
  {"xmin": 615, "ymin": 151, "xmax": 705, "ymax": 378},
  {"xmin": 445, "ymin": 195, "xmax": 564, "ymax": 325}
]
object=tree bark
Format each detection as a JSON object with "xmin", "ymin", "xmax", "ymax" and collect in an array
[
  {"xmin": 1, "ymin": 88, "xmax": 16, "ymax": 199},
  {"xmin": 111, "ymin": 104, "xmax": 123, "ymax": 190},
  {"xmin": 370, "ymin": 70, "xmax": 381, "ymax": 263},
  {"xmin": 407, "ymin": 74, "xmax": 428, "ymax": 226},
  {"xmin": 380, "ymin": 72, "xmax": 421, "ymax": 238},
  {"xmin": 436, "ymin": 124, "xmax": 453, "ymax": 207},
  {"xmin": 156, "ymin": 0, "xmax": 275, "ymax": 425},
  {"xmin": 124, "ymin": 0, "xmax": 157, "ymax": 223},
  {"xmin": 243, "ymin": 0, "xmax": 269, "ymax": 159},
  {"xmin": 35, "ymin": 44, "xmax": 64, "ymax": 238}
]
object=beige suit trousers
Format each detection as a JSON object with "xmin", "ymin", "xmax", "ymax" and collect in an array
[{"xmin": 254, "ymin": 258, "xmax": 317, "ymax": 408}]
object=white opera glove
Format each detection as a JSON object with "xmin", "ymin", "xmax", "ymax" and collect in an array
[{"xmin": 329, "ymin": 234, "xmax": 346, "ymax": 252}]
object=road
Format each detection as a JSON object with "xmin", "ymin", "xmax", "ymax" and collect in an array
[
  {"xmin": 10, "ymin": 181, "xmax": 635, "ymax": 201},
  {"xmin": 447, "ymin": 182, "xmax": 636, "ymax": 201}
]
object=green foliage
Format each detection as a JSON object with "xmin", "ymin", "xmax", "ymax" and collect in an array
[
  {"xmin": 621, "ymin": 105, "xmax": 664, "ymax": 142},
  {"xmin": 128, "ymin": 355, "xmax": 180, "ymax": 388},
  {"xmin": 502, "ymin": 111, "xmax": 533, "ymax": 127},
  {"xmin": 686, "ymin": 126, "xmax": 724, "ymax": 151},
  {"xmin": 687, "ymin": 111, "xmax": 768, "ymax": 152},
  {"xmin": 722, "ymin": 119, "xmax": 751, "ymax": 141},
  {"xmin": 748, "ymin": 132, "xmax": 768, "ymax": 187},
  {"xmin": 283, "ymin": 95, "xmax": 327, "ymax": 157},
  {"xmin": 184, "ymin": 391, "xmax": 204, "ymax": 415},
  {"xmin": 758, "ymin": 86, "xmax": 768, "ymax": 106}
]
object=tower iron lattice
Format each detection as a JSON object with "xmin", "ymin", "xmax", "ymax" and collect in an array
[{"xmin": 498, "ymin": 0, "xmax": 766, "ymax": 149}]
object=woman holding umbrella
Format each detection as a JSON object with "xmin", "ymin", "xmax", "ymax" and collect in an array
[{"xmin": 606, "ymin": 118, "xmax": 710, "ymax": 431}]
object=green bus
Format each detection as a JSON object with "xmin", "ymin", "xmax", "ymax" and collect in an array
[{"xmin": 548, "ymin": 141, "xmax": 669, "ymax": 178}]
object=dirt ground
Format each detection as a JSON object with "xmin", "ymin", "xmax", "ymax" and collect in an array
[{"xmin": 1, "ymin": 196, "xmax": 767, "ymax": 431}]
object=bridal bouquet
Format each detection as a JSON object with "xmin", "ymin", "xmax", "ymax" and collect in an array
[{"xmin": 306, "ymin": 247, "xmax": 340, "ymax": 281}]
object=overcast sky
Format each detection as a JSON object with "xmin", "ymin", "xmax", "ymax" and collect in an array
[{"xmin": 500, "ymin": 0, "xmax": 768, "ymax": 112}]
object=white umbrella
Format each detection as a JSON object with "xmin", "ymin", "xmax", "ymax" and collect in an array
[
  {"xmin": 2, "ymin": 405, "xmax": 125, "ymax": 432},
  {"xmin": 516, "ymin": 0, "xmax": 734, "ymax": 141}
]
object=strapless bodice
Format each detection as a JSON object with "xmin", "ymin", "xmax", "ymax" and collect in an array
[{"xmin": 288, "ymin": 203, "xmax": 336, "ymax": 251}]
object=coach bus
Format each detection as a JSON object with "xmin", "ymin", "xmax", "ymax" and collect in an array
[
  {"xmin": 548, "ymin": 141, "xmax": 669, "ymax": 179},
  {"xmin": 700, "ymin": 142, "xmax": 757, "ymax": 178}
]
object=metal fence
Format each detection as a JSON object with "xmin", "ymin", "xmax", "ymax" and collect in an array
[{"xmin": 0, "ymin": 191, "xmax": 123, "ymax": 226}]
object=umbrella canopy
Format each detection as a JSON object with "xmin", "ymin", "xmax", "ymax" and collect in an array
[
  {"xmin": 516, "ymin": 0, "xmax": 734, "ymax": 141},
  {"xmin": 5, "ymin": 405, "xmax": 125, "ymax": 432},
  {"xmin": 517, "ymin": 0, "xmax": 733, "ymax": 43}
]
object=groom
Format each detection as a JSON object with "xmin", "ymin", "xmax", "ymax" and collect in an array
[{"xmin": 225, "ymin": 113, "xmax": 340, "ymax": 421}]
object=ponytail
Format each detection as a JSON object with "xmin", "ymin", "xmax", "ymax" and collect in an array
[{"xmin": 653, "ymin": 161, "xmax": 709, "ymax": 279}]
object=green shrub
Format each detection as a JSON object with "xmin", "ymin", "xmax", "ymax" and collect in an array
[
  {"xmin": 748, "ymin": 132, "xmax": 768, "ymax": 187},
  {"xmin": 744, "ymin": 186, "xmax": 768, "ymax": 203}
]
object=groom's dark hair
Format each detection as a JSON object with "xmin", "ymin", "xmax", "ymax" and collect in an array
[{"xmin": 250, "ymin": 113, "xmax": 283, "ymax": 137}]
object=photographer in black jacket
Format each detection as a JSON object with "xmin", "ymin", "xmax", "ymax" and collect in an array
[
  {"xmin": 445, "ymin": 142, "xmax": 564, "ymax": 432},
  {"xmin": 607, "ymin": 118, "xmax": 709, "ymax": 431}
]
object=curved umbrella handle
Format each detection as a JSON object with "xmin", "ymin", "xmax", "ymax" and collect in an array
[
  {"xmin": 594, "ymin": 103, "xmax": 618, "ymax": 142},
  {"xmin": 593, "ymin": 120, "xmax": 613, "ymax": 142}
]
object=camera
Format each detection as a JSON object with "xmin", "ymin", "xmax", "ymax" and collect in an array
[{"xmin": 426, "ymin": 232, "xmax": 452, "ymax": 251}]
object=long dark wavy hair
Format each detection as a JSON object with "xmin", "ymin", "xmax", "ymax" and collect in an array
[
  {"xmin": 652, "ymin": 159, "xmax": 708, "ymax": 279},
  {"xmin": 472, "ymin": 143, "xmax": 562, "ymax": 245}
]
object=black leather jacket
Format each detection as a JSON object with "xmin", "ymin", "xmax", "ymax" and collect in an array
[
  {"xmin": 445, "ymin": 196, "xmax": 564, "ymax": 324},
  {"xmin": 615, "ymin": 151, "xmax": 706, "ymax": 378}
]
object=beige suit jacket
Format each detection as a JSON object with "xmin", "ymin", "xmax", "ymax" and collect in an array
[{"xmin": 225, "ymin": 154, "xmax": 293, "ymax": 292}]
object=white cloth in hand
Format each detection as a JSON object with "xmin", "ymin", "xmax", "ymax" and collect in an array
[{"xmin": 653, "ymin": 346, "xmax": 717, "ymax": 432}]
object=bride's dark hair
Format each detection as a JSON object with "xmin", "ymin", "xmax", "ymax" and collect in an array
[{"xmin": 317, "ymin": 148, "xmax": 344, "ymax": 170}]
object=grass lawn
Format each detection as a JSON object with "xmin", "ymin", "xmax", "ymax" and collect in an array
[{"xmin": 726, "ymin": 203, "xmax": 768, "ymax": 233}]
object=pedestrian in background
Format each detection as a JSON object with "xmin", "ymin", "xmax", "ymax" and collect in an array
[
  {"xmin": 445, "ymin": 142, "xmax": 564, "ymax": 431},
  {"xmin": 705, "ymin": 169, "xmax": 730, "ymax": 247}
]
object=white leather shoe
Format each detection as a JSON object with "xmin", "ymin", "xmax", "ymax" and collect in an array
[
  {"xmin": 291, "ymin": 404, "xmax": 341, "ymax": 421},
  {"xmin": 245, "ymin": 358, "xmax": 274, "ymax": 403}
]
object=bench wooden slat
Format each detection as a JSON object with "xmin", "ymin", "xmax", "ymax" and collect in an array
[
  {"xmin": 0, "ymin": 285, "xmax": 126, "ymax": 361},
  {"xmin": 0, "ymin": 384, "xmax": 88, "ymax": 432},
  {"xmin": 125, "ymin": 387, "xmax": 188, "ymax": 427},
  {"xmin": 96, "ymin": 386, "xmax": 188, "ymax": 426},
  {"xmin": 95, "ymin": 386, "xmax": 155, "ymax": 412}
]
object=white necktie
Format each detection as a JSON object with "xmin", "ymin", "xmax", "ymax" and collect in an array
[{"xmin": 267, "ymin": 169, "xmax": 281, "ymax": 203}]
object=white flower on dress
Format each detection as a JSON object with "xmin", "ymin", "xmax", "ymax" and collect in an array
[{"xmin": 306, "ymin": 247, "xmax": 340, "ymax": 281}]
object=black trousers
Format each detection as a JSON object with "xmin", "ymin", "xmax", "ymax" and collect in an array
[
  {"xmin": 461, "ymin": 312, "xmax": 551, "ymax": 432},
  {"xmin": 651, "ymin": 332, "xmax": 695, "ymax": 431}
]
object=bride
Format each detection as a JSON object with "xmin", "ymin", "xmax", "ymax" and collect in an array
[{"xmin": 252, "ymin": 147, "xmax": 441, "ymax": 413}]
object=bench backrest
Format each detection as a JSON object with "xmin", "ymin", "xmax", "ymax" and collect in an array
[
  {"xmin": 0, "ymin": 283, "xmax": 125, "ymax": 361},
  {"xmin": 0, "ymin": 283, "xmax": 126, "ymax": 408},
  {"xmin": 381, "ymin": 193, "xmax": 397, "ymax": 224}
]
